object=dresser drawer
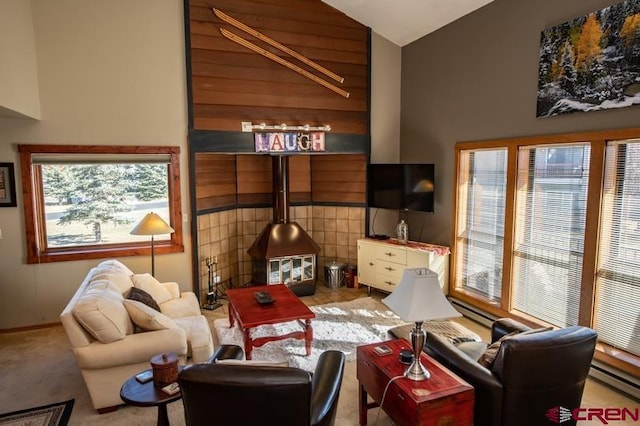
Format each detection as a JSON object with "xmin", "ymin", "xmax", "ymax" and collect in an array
[
  {"xmin": 375, "ymin": 275, "xmax": 399, "ymax": 293},
  {"xmin": 375, "ymin": 245, "xmax": 406, "ymax": 264},
  {"xmin": 375, "ymin": 260, "xmax": 404, "ymax": 279}
]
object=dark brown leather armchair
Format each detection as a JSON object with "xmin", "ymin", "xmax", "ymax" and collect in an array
[
  {"xmin": 178, "ymin": 350, "xmax": 346, "ymax": 426},
  {"xmin": 424, "ymin": 318, "xmax": 597, "ymax": 426}
]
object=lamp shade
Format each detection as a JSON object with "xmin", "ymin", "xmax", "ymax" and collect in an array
[
  {"xmin": 382, "ymin": 268, "xmax": 460, "ymax": 322},
  {"xmin": 130, "ymin": 212, "xmax": 174, "ymax": 236}
]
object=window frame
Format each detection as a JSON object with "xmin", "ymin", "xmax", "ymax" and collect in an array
[
  {"xmin": 19, "ymin": 145, "xmax": 184, "ymax": 264},
  {"xmin": 451, "ymin": 127, "xmax": 640, "ymax": 377}
]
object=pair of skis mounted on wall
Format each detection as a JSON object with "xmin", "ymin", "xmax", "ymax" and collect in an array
[{"xmin": 213, "ymin": 8, "xmax": 350, "ymax": 98}]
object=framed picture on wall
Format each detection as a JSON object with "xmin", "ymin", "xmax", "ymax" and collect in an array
[
  {"xmin": 537, "ymin": 0, "xmax": 640, "ymax": 117},
  {"xmin": 0, "ymin": 163, "xmax": 17, "ymax": 207}
]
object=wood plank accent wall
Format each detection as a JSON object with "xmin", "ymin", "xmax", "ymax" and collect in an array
[
  {"xmin": 290, "ymin": 156, "xmax": 311, "ymax": 204},
  {"xmin": 236, "ymin": 155, "xmax": 271, "ymax": 205},
  {"xmin": 311, "ymin": 154, "xmax": 366, "ymax": 203},
  {"xmin": 195, "ymin": 153, "xmax": 365, "ymax": 212},
  {"xmin": 194, "ymin": 153, "xmax": 236, "ymax": 210},
  {"xmin": 187, "ymin": 0, "xmax": 369, "ymax": 134},
  {"xmin": 236, "ymin": 155, "xmax": 312, "ymax": 205}
]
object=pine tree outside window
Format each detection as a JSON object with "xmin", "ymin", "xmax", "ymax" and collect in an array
[{"xmin": 19, "ymin": 145, "xmax": 183, "ymax": 264}]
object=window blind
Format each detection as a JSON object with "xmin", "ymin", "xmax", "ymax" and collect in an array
[
  {"xmin": 32, "ymin": 153, "xmax": 171, "ymax": 164},
  {"xmin": 512, "ymin": 144, "xmax": 590, "ymax": 327},
  {"xmin": 596, "ymin": 139, "xmax": 640, "ymax": 357},
  {"xmin": 456, "ymin": 149, "xmax": 507, "ymax": 301}
]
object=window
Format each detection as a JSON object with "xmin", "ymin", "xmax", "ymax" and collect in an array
[
  {"xmin": 596, "ymin": 139, "xmax": 640, "ymax": 358},
  {"xmin": 19, "ymin": 145, "xmax": 183, "ymax": 264},
  {"xmin": 452, "ymin": 128, "xmax": 640, "ymax": 376},
  {"xmin": 512, "ymin": 144, "xmax": 590, "ymax": 327},
  {"xmin": 455, "ymin": 149, "xmax": 507, "ymax": 302}
]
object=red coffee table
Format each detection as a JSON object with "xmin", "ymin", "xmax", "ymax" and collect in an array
[{"xmin": 225, "ymin": 284, "xmax": 315, "ymax": 360}]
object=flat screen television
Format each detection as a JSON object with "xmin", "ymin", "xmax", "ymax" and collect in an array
[{"xmin": 367, "ymin": 163, "xmax": 435, "ymax": 213}]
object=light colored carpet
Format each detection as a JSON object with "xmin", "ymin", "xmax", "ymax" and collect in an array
[
  {"xmin": 0, "ymin": 298, "xmax": 402, "ymax": 426},
  {"xmin": 0, "ymin": 297, "xmax": 635, "ymax": 426},
  {"xmin": 214, "ymin": 297, "xmax": 408, "ymax": 371}
]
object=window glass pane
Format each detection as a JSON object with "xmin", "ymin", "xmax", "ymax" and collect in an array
[
  {"xmin": 596, "ymin": 139, "xmax": 640, "ymax": 357},
  {"xmin": 303, "ymin": 256, "xmax": 313, "ymax": 280},
  {"xmin": 455, "ymin": 149, "xmax": 507, "ymax": 301},
  {"xmin": 269, "ymin": 260, "xmax": 280, "ymax": 284},
  {"xmin": 42, "ymin": 164, "xmax": 169, "ymax": 248},
  {"xmin": 292, "ymin": 257, "xmax": 302, "ymax": 282},
  {"xmin": 513, "ymin": 144, "xmax": 590, "ymax": 327}
]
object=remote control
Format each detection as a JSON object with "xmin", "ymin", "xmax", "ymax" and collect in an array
[
  {"xmin": 135, "ymin": 370, "xmax": 153, "ymax": 384},
  {"xmin": 254, "ymin": 291, "xmax": 275, "ymax": 305}
]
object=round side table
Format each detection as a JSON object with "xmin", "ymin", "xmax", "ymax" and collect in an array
[{"xmin": 120, "ymin": 368, "xmax": 182, "ymax": 426}]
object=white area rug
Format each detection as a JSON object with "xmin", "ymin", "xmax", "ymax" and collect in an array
[{"xmin": 214, "ymin": 297, "xmax": 408, "ymax": 371}]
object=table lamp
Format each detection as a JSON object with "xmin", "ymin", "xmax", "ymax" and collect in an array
[
  {"xmin": 382, "ymin": 267, "xmax": 461, "ymax": 381},
  {"xmin": 130, "ymin": 212, "xmax": 174, "ymax": 276}
]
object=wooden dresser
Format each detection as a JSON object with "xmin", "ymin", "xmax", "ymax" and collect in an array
[{"xmin": 356, "ymin": 238, "xmax": 450, "ymax": 294}]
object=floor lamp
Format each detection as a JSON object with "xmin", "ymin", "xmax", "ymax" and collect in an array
[
  {"xmin": 130, "ymin": 212, "xmax": 174, "ymax": 277},
  {"xmin": 382, "ymin": 267, "xmax": 461, "ymax": 381}
]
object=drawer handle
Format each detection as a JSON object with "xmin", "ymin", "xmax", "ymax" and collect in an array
[
  {"xmin": 385, "ymin": 281, "xmax": 395, "ymax": 286},
  {"xmin": 385, "ymin": 266, "xmax": 395, "ymax": 272},
  {"xmin": 384, "ymin": 252, "xmax": 395, "ymax": 257}
]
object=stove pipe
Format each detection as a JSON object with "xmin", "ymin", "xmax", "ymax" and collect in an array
[{"xmin": 247, "ymin": 155, "xmax": 320, "ymax": 261}]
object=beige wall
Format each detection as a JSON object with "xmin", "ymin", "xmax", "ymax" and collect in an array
[
  {"xmin": 0, "ymin": 0, "xmax": 190, "ymax": 329},
  {"xmin": 400, "ymin": 0, "xmax": 640, "ymax": 246},
  {"xmin": 0, "ymin": 0, "xmax": 40, "ymax": 119},
  {"xmin": 369, "ymin": 32, "xmax": 403, "ymax": 237},
  {"xmin": 0, "ymin": 4, "xmax": 399, "ymax": 329}
]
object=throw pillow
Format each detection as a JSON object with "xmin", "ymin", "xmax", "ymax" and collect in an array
[
  {"xmin": 477, "ymin": 326, "xmax": 554, "ymax": 369},
  {"xmin": 477, "ymin": 331, "xmax": 519, "ymax": 369},
  {"xmin": 73, "ymin": 281, "xmax": 133, "ymax": 343},
  {"xmin": 131, "ymin": 273, "xmax": 172, "ymax": 305},
  {"xmin": 127, "ymin": 287, "xmax": 161, "ymax": 312},
  {"xmin": 123, "ymin": 299, "xmax": 177, "ymax": 331}
]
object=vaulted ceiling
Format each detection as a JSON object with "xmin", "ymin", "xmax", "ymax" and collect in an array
[{"xmin": 322, "ymin": 0, "xmax": 494, "ymax": 46}]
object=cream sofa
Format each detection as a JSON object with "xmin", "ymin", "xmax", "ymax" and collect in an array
[{"xmin": 60, "ymin": 259, "xmax": 214, "ymax": 412}]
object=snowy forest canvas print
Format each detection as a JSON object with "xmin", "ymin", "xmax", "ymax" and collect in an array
[{"xmin": 537, "ymin": 0, "xmax": 640, "ymax": 117}]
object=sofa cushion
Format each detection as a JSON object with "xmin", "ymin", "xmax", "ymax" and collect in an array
[
  {"xmin": 73, "ymin": 281, "xmax": 133, "ymax": 343},
  {"xmin": 456, "ymin": 341, "xmax": 489, "ymax": 362},
  {"xmin": 127, "ymin": 287, "xmax": 160, "ymax": 312},
  {"xmin": 173, "ymin": 316, "xmax": 214, "ymax": 364},
  {"xmin": 132, "ymin": 273, "xmax": 172, "ymax": 305},
  {"xmin": 159, "ymin": 292, "xmax": 201, "ymax": 318},
  {"xmin": 90, "ymin": 259, "xmax": 135, "ymax": 294},
  {"xmin": 124, "ymin": 299, "xmax": 177, "ymax": 331}
]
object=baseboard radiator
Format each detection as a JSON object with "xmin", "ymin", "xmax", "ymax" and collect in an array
[{"xmin": 449, "ymin": 297, "xmax": 640, "ymax": 401}]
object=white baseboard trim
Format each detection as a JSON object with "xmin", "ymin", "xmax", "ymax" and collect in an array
[
  {"xmin": 449, "ymin": 297, "xmax": 496, "ymax": 328},
  {"xmin": 590, "ymin": 361, "xmax": 640, "ymax": 401}
]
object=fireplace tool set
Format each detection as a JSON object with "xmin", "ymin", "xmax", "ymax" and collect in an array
[{"xmin": 203, "ymin": 256, "xmax": 225, "ymax": 310}]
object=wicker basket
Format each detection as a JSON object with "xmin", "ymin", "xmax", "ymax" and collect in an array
[{"xmin": 151, "ymin": 352, "xmax": 179, "ymax": 387}]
